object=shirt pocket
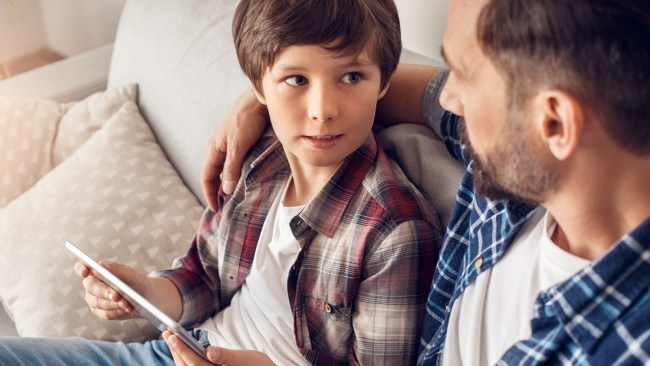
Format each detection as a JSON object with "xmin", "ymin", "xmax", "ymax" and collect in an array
[{"xmin": 304, "ymin": 296, "xmax": 353, "ymax": 356}]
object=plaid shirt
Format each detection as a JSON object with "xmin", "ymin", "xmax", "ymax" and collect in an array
[
  {"xmin": 418, "ymin": 69, "xmax": 650, "ymax": 366},
  {"xmin": 157, "ymin": 131, "xmax": 440, "ymax": 365}
]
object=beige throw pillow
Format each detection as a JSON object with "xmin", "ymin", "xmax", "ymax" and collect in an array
[
  {"xmin": 0, "ymin": 85, "xmax": 137, "ymax": 208},
  {"xmin": 0, "ymin": 101, "xmax": 203, "ymax": 342},
  {"xmin": 0, "ymin": 98, "xmax": 63, "ymax": 207}
]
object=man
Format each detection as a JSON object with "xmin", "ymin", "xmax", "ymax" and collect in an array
[{"xmin": 197, "ymin": 0, "xmax": 650, "ymax": 365}]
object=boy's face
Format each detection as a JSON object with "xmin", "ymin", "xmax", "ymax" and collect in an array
[{"xmin": 253, "ymin": 43, "xmax": 387, "ymax": 177}]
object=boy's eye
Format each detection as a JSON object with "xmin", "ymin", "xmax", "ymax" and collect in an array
[
  {"xmin": 285, "ymin": 75, "xmax": 308, "ymax": 86},
  {"xmin": 341, "ymin": 72, "xmax": 362, "ymax": 84}
]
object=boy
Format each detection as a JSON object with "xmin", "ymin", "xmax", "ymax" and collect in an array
[{"xmin": 0, "ymin": 0, "xmax": 439, "ymax": 365}]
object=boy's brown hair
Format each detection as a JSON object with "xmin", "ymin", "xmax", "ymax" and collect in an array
[{"xmin": 232, "ymin": 0, "xmax": 402, "ymax": 94}]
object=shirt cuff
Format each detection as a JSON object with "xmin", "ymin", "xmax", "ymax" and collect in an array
[{"xmin": 152, "ymin": 268, "xmax": 215, "ymax": 327}]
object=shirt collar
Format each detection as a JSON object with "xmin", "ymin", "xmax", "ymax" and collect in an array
[
  {"xmin": 300, "ymin": 136, "xmax": 377, "ymax": 237},
  {"xmin": 504, "ymin": 199, "xmax": 538, "ymax": 226},
  {"xmin": 246, "ymin": 134, "xmax": 377, "ymax": 238},
  {"xmin": 536, "ymin": 215, "xmax": 650, "ymax": 352}
]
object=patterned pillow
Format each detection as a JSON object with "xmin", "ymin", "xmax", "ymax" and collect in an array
[
  {"xmin": 0, "ymin": 98, "xmax": 63, "ymax": 207},
  {"xmin": 0, "ymin": 101, "xmax": 203, "ymax": 342},
  {"xmin": 0, "ymin": 85, "xmax": 137, "ymax": 207}
]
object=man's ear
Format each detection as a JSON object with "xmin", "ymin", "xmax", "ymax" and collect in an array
[
  {"xmin": 533, "ymin": 90, "xmax": 584, "ymax": 161},
  {"xmin": 378, "ymin": 80, "xmax": 391, "ymax": 100},
  {"xmin": 250, "ymin": 82, "xmax": 267, "ymax": 105}
]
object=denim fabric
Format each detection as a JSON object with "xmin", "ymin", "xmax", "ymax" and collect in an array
[{"xmin": 0, "ymin": 336, "xmax": 174, "ymax": 366}]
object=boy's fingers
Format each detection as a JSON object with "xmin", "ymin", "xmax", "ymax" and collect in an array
[
  {"xmin": 81, "ymin": 276, "xmax": 120, "ymax": 302},
  {"xmin": 167, "ymin": 342, "xmax": 187, "ymax": 366},
  {"xmin": 163, "ymin": 332, "xmax": 209, "ymax": 366},
  {"xmin": 206, "ymin": 347, "xmax": 275, "ymax": 366},
  {"xmin": 89, "ymin": 307, "xmax": 136, "ymax": 320},
  {"xmin": 84, "ymin": 291, "xmax": 122, "ymax": 310},
  {"xmin": 74, "ymin": 261, "xmax": 91, "ymax": 278}
]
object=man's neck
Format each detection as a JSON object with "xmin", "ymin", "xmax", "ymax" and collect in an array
[{"xmin": 546, "ymin": 154, "xmax": 650, "ymax": 261}]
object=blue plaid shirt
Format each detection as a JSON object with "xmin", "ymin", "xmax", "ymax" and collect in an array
[{"xmin": 417, "ymin": 69, "xmax": 650, "ymax": 366}]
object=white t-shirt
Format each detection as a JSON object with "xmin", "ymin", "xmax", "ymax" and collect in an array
[
  {"xmin": 198, "ymin": 178, "xmax": 310, "ymax": 366},
  {"xmin": 442, "ymin": 208, "xmax": 591, "ymax": 366}
]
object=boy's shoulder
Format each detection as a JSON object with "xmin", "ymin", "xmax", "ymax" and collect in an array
[
  {"xmin": 238, "ymin": 129, "xmax": 440, "ymax": 230},
  {"xmin": 347, "ymin": 136, "xmax": 441, "ymax": 230},
  {"xmin": 239, "ymin": 127, "xmax": 284, "ymax": 174}
]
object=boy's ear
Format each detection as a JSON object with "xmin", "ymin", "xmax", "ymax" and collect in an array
[
  {"xmin": 533, "ymin": 90, "xmax": 584, "ymax": 161},
  {"xmin": 377, "ymin": 81, "xmax": 391, "ymax": 100},
  {"xmin": 250, "ymin": 82, "xmax": 267, "ymax": 105}
]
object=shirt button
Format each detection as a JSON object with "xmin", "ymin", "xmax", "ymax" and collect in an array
[
  {"xmin": 474, "ymin": 256, "xmax": 483, "ymax": 270},
  {"xmin": 445, "ymin": 305, "xmax": 450, "ymax": 313},
  {"xmin": 325, "ymin": 303, "xmax": 332, "ymax": 313}
]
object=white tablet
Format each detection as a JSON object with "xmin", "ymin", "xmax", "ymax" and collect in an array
[{"xmin": 65, "ymin": 241, "xmax": 208, "ymax": 360}]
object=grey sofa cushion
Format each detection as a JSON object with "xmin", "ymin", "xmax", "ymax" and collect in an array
[
  {"xmin": 377, "ymin": 124, "xmax": 463, "ymax": 228},
  {"xmin": 108, "ymin": 0, "xmax": 248, "ymax": 205}
]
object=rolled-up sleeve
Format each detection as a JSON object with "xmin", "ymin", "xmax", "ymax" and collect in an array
[
  {"xmin": 422, "ymin": 69, "xmax": 450, "ymax": 139},
  {"xmin": 152, "ymin": 209, "xmax": 222, "ymax": 327},
  {"xmin": 422, "ymin": 69, "xmax": 469, "ymax": 165}
]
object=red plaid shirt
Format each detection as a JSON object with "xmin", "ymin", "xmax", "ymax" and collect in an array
[{"xmin": 157, "ymin": 131, "xmax": 440, "ymax": 365}]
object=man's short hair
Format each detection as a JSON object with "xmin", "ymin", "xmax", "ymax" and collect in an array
[
  {"xmin": 232, "ymin": 0, "xmax": 402, "ymax": 94},
  {"xmin": 478, "ymin": 0, "xmax": 650, "ymax": 155}
]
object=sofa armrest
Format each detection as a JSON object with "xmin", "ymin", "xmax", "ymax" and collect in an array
[{"xmin": 0, "ymin": 44, "xmax": 113, "ymax": 102}]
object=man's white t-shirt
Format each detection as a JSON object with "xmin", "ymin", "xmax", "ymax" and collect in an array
[
  {"xmin": 198, "ymin": 178, "xmax": 310, "ymax": 366},
  {"xmin": 442, "ymin": 208, "xmax": 591, "ymax": 366}
]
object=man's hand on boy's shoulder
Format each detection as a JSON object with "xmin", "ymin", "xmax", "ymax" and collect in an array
[
  {"xmin": 201, "ymin": 89, "xmax": 269, "ymax": 211},
  {"xmin": 163, "ymin": 331, "xmax": 276, "ymax": 366}
]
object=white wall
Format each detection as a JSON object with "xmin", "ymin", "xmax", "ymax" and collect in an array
[
  {"xmin": 38, "ymin": 0, "xmax": 126, "ymax": 57},
  {"xmin": 395, "ymin": 0, "xmax": 449, "ymax": 65},
  {"xmin": 0, "ymin": 0, "xmax": 47, "ymax": 63},
  {"xmin": 4, "ymin": 0, "xmax": 444, "ymax": 64}
]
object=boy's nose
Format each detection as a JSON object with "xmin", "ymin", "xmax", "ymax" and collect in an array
[{"xmin": 308, "ymin": 84, "xmax": 338, "ymax": 122}]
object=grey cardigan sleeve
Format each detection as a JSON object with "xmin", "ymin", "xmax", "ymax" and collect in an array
[{"xmin": 422, "ymin": 68, "xmax": 450, "ymax": 139}]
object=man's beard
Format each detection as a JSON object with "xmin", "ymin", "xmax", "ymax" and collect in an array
[{"xmin": 459, "ymin": 116, "xmax": 559, "ymax": 204}]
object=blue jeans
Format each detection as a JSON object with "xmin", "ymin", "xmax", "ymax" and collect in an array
[{"xmin": 0, "ymin": 337, "xmax": 176, "ymax": 366}]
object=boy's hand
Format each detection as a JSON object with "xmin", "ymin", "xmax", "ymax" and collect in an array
[
  {"xmin": 163, "ymin": 331, "xmax": 276, "ymax": 366},
  {"xmin": 201, "ymin": 89, "xmax": 269, "ymax": 212},
  {"xmin": 74, "ymin": 260, "xmax": 150, "ymax": 320}
]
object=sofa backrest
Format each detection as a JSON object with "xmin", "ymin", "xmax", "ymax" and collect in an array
[
  {"xmin": 107, "ymin": 0, "xmax": 464, "ymax": 227},
  {"xmin": 108, "ymin": 0, "xmax": 248, "ymax": 206}
]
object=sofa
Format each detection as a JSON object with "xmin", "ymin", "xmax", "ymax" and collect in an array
[{"xmin": 0, "ymin": 0, "xmax": 464, "ymax": 342}]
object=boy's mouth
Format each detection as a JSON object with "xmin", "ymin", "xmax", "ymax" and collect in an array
[{"xmin": 302, "ymin": 134, "xmax": 343, "ymax": 148}]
